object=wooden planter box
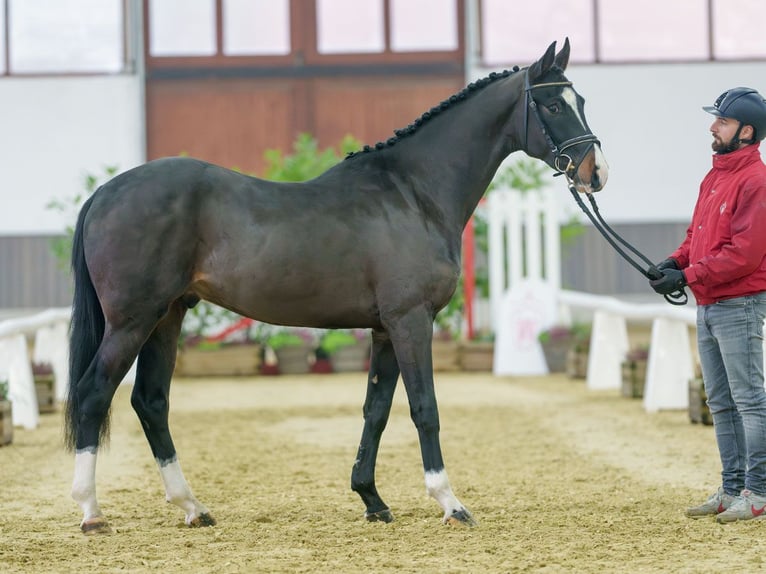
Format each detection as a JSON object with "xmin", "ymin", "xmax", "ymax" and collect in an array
[
  {"xmin": 35, "ymin": 374, "xmax": 56, "ymax": 413},
  {"xmin": 329, "ymin": 343, "xmax": 370, "ymax": 373},
  {"xmin": 0, "ymin": 400, "xmax": 12, "ymax": 446},
  {"xmin": 689, "ymin": 377, "xmax": 713, "ymax": 425},
  {"xmin": 566, "ymin": 348, "xmax": 589, "ymax": 379},
  {"xmin": 541, "ymin": 339, "xmax": 571, "ymax": 373},
  {"xmin": 621, "ymin": 358, "xmax": 647, "ymax": 398},
  {"xmin": 432, "ymin": 339, "xmax": 460, "ymax": 372},
  {"xmin": 459, "ymin": 341, "xmax": 494, "ymax": 372},
  {"xmin": 175, "ymin": 344, "xmax": 262, "ymax": 377},
  {"xmin": 274, "ymin": 345, "xmax": 312, "ymax": 375}
]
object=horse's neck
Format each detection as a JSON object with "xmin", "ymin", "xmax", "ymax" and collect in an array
[{"xmin": 396, "ymin": 89, "xmax": 522, "ymax": 228}]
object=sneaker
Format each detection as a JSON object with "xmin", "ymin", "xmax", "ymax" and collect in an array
[
  {"xmin": 716, "ymin": 489, "xmax": 766, "ymax": 523},
  {"xmin": 685, "ymin": 487, "xmax": 736, "ymax": 519}
]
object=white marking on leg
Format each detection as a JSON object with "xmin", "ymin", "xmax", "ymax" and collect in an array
[
  {"xmin": 71, "ymin": 448, "xmax": 103, "ymax": 524},
  {"xmin": 157, "ymin": 457, "xmax": 210, "ymax": 525},
  {"xmin": 425, "ymin": 469, "xmax": 465, "ymax": 523}
]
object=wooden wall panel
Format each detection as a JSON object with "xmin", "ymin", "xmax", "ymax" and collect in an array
[
  {"xmin": 310, "ymin": 77, "xmax": 464, "ymax": 149},
  {"xmin": 0, "ymin": 236, "xmax": 72, "ymax": 310},
  {"xmin": 146, "ymin": 76, "xmax": 464, "ymax": 175},
  {"xmin": 146, "ymin": 79, "xmax": 305, "ymax": 175}
]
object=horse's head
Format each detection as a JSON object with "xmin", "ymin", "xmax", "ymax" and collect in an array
[{"xmin": 520, "ymin": 39, "xmax": 608, "ymax": 194}]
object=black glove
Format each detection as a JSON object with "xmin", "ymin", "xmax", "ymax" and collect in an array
[
  {"xmin": 656, "ymin": 258, "xmax": 679, "ymax": 271},
  {"xmin": 650, "ymin": 268, "xmax": 687, "ymax": 295}
]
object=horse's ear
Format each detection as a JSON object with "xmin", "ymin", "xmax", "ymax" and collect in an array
[
  {"xmin": 528, "ymin": 41, "xmax": 557, "ymax": 82},
  {"xmin": 554, "ymin": 37, "xmax": 570, "ymax": 71}
]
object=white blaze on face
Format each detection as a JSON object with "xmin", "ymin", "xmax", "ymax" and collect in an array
[
  {"xmin": 593, "ymin": 146, "xmax": 609, "ymax": 187},
  {"xmin": 561, "ymin": 87, "xmax": 587, "ymax": 130},
  {"xmin": 561, "ymin": 86, "xmax": 609, "ymax": 190}
]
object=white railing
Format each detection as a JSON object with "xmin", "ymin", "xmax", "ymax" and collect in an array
[
  {"xmin": 558, "ymin": 290, "xmax": 701, "ymax": 413},
  {"xmin": 0, "ymin": 307, "xmax": 71, "ymax": 429},
  {"xmin": 489, "ymin": 186, "xmax": 561, "ymax": 375},
  {"xmin": 0, "ymin": 306, "xmax": 140, "ymax": 430}
]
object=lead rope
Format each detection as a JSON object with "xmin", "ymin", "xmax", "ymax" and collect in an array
[
  {"xmin": 564, "ymin": 179, "xmax": 689, "ymax": 306},
  {"xmin": 522, "ymin": 68, "xmax": 687, "ymax": 305}
]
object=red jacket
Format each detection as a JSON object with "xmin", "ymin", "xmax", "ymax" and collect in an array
[{"xmin": 671, "ymin": 143, "xmax": 766, "ymax": 305}]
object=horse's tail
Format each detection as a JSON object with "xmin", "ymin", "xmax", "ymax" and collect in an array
[{"xmin": 64, "ymin": 193, "xmax": 105, "ymax": 452}]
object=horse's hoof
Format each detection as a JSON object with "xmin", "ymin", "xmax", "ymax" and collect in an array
[
  {"xmin": 81, "ymin": 517, "xmax": 112, "ymax": 535},
  {"xmin": 188, "ymin": 513, "xmax": 217, "ymax": 527},
  {"xmin": 365, "ymin": 508, "xmax": 394, "ymax": 523},
  {"xmin": 445, "ymin": 508, "xmax": 477, "ymax": 527}
]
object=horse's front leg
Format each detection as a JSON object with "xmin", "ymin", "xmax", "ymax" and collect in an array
[
  {"xmin": 386, "ymin": 307, "xmax": 476, "ymax": 526},
  {"xmin": 351, "ymin": 330, "xmax": 400, "ymax": 523}
]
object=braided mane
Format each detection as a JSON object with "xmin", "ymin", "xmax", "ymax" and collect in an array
[{"xmin": 345, "ymin": 66, "xmax": 522, "ymax": 160}]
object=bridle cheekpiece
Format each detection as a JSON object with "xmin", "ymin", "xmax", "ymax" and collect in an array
[{"xmin": 523, "ymin": 70, "xmax": 600, "ymax": 183}]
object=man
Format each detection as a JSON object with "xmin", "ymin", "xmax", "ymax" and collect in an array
[{"xmin": 650, "ymin": 87, "xmax": 766, "ymax": 523}]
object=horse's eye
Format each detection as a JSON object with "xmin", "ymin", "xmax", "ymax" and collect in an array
[{"xmin": 547, "ymin": 103, "xmax": 561, "ymax": 114}]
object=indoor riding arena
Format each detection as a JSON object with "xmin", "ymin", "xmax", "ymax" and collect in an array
[
  {"xmin": 3, "ymin": 1, "xmax": 766, "ymax": 574},
  {"xmin": 3, "ymin": 371, "xmax": 766, "ymax": 573}
]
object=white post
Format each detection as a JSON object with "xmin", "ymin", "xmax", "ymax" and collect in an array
[
  {"xmin": 586, "ymin": 310, "xmax": 629, "ymax": 390},
  {"xmin": 643, "ymin": 317, "xmax": 694, "ymax": 412},
  {"xmin": 33, "ymin": 321, "xmax": 70, "ymax": 401},
  {"xmin": 0, "ymin": 334, "xmax": 39, "ymax": 429},
  {"xmin": 490, "ymin": 186, "xmax": 561, "ymax": 375}
]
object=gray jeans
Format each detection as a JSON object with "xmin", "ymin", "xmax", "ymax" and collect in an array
[{"xmin": 697, "ymin": 293, "xmax": 766, "ymax": 495}]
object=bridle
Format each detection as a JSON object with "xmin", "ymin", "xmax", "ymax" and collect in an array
[
  {"xmin": 522, "ymin": 70, "xmax": 600, "ymax": 180},
  {"xmin": 524, "ymin": 70, "xmax": 688, "ymax": 306}
]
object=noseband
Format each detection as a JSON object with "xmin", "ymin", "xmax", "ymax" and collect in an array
[{"xmin": 523, "ymin": 70, "xmax": 600, "ymax": 179}]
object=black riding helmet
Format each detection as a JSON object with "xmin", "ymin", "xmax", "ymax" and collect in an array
[{"xmin": 703, "ymin": 87, "xmax": 766, "ymax": 143}]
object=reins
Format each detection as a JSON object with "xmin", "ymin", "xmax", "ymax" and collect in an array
[
  {"xmin": 564, "ymin": 182, "xmax": 688, "ymax": 306},
  {"xmin": 523, "ymin": 70, "xmax": 688, "ymax": 306}
]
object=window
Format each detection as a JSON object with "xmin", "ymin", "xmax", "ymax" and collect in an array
[
  {"xmin": 0, "ymin": 5, "xmax": 6, "ymax": 74},
  {"xmin": 316, "ymin": 0, "xmax": 385, "ymax": 54},
  {"xmin": 7, "ymin": 0, "xmax": 124, "ymax": 74},
  {"xmin": 311, "ymin": 0, "xmax": 460, "ymax": 63},
  {"xmin": 598, "ymin": 0, "xmax": 708, "ymax": 62},
  {"xmin": 713, "ymin": 0, "xmax": 766, "ymax": 60},
  {"xmin": 480, "ymin": 0, "xmax": 766, "ymax": 65},
  {"xmin": 149, "ymin": 0, "xmax": 217, "ymax": 57},
  {"xmin": 481, "ymin": 0, "xmax": 594, "ymax": 66},
  {"xmin": 390, "ymin": 0, "xmax": 457, "ymax": 52},
  {"xmin": 223, "ymin": 0, "xmax": 290, "ymax": 56}
]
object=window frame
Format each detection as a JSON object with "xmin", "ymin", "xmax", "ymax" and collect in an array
[
  {"xmin": 0, "ymin": 0, "xmax": 132, "ymax": 78},
  {"xmin": 477, "ymin": 0, "xmax": 766, "ymax": 67},
  {"xmin": 144, "ymin": 0, "xmax": 465, "ymax": 72}
]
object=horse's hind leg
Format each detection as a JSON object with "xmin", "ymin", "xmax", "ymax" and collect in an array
[
  {"xmin": 351, "ymin": 330, "xmax": 400, "ymax": 522},
  {"xmin": 71, "ymin": 325, "xmax": 151, "ymax": 534},
  {"xmin": 385, "ymin": 306, "xmax": 475, "ymax": 526},
  {"xmin": 131, "ymin": 300, "xmax": 215, "ymax": 527}
]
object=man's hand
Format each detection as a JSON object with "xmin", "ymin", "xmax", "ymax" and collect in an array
[
  {"xmin": 650, "ymin": 268, "xmax": 687, "ymax": 295},
  {"xmin": 656, "ymin": 258, "xmax": 679, "ymax": 271}
]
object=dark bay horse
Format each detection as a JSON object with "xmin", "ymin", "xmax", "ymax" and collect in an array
[{"xmin": 65, "ymin": 39, "xmax": 608, "ymax": 534}]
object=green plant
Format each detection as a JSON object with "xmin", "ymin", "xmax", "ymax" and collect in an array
[
  {"xmin": 434, "ymin": 283, "xmax": 465, "ymax": 340},
  {"xmin": 0, "ymin": 379, "xmax": 8, "ymax": 401},
  {"xmin": 266, "ymin": 328, "xmax": 318, "ymax": 350},
  {"xmin": 538, "ymin": 322, "xmax": 591, "ymax": 346},
  {"xmin": 318, "ymin": 329, "xmax": 366, "ymax": 355},
  {"xmin": 46, "ymin": 166, "xmax": 118, "ymax": 271},
  {"xmin": 261, "ymin": 133, "xmax": 361, "ymax": 182}
]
